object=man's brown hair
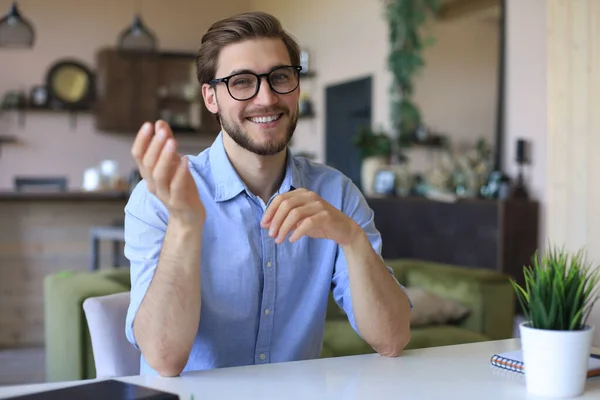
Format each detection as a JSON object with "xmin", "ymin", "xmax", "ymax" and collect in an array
[{"xmin": 196, "ymin": 11, "xmax": 301, "ymax": 85}]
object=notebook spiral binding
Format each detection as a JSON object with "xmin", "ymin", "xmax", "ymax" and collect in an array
[{"xmin": 490, "ymin": 354, "xmax": 524, "ymax": 374}]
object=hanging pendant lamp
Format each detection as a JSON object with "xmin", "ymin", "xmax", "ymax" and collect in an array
[
  {"xmin": 118, "ymin": 14, "xmax": 157, "ymax": 52},
  {"xmin": 0, "ymin": 1, "xmax": 35, "ymax": 48}
]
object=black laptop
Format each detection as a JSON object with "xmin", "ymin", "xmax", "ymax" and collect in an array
[{"xmin": 4, "ymin": 379, "xmax": 180, "ymax": 400}]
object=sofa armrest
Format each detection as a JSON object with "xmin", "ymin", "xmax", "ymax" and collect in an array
[
  {"xmin": 386, "ymin": 259, "xmax": 515, "ymax": 340},
  {"xmin": 44, "ymin": 270, "xmax": 130, "ymax": 382}
]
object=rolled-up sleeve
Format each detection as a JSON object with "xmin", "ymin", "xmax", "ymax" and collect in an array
[
  {"xmin": 330, "ymin": 179, "xmax": 412, "ymax": 336},
  {"xmin": 124, "ymin": 180, "xmax": 169, "ymax": 349}
]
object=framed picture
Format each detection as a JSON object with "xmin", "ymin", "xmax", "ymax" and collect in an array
[{"xmin": 373, "ymin": 169, "xmax": 396, "ymax": 196}]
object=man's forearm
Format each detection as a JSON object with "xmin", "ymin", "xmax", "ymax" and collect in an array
[
  {"xmin": 133, "ymin": 219, "xmax": 202, "ymax": 376},
  {"xmin": 341, "ymin": 229, "xmax": 411, "ymax": 357}
]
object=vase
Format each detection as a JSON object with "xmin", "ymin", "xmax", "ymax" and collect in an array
[
  {"xmin": 361, "ymin": 156, "xmax": 388, "ymax": 196},
  {"xmin": 520, "ymin": 322, "xmax": 594, "ymax": 398}
]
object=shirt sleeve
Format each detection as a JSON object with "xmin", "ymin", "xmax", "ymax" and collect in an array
[
  {"xmin": 330, "ymin": 178, "xmax": 412, "ymax": 336},
  {"xmin": 123, "ymin": 180, "xmax": 169, "ymax": 350}
]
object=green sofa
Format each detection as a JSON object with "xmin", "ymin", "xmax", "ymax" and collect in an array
[{"xmin": 43, "ymin": 259, "xmax": 515, "ymax": 382}]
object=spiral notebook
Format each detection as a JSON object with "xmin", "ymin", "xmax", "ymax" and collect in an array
[{"xmin": 490, "ymin": 350, "xmax": 600, "ymax": 378}]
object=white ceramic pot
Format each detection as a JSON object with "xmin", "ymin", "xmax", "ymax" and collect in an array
[
  {"xmin": 520, "ymin": 321, "xmax": 594, "ymax": 398},
  {"xmin": 361, "ymin": 156, "xmax": 388, "ymax": 196}
]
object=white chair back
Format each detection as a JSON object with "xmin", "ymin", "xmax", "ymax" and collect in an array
[{"xmin": 83, "ymin": 292, "xmax": 140, "ymax": 378}]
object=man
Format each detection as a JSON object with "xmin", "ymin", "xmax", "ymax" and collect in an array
[{"xmin": 124, "ymin": 11, "xmax": 411, "ymax": 377}]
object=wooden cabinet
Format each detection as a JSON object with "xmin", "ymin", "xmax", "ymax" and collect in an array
[
  {"xmin": 94, "ymin": 48, "xmax": 220, "ymax": 135},
  {"xmin": 366, "ymin": 196, "xmax": 539, "ymax": 287}
]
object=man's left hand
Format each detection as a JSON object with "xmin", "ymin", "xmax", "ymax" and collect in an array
[{"xmin": 260, "ymin": 188, "xmax": 362, "ymax": 246}]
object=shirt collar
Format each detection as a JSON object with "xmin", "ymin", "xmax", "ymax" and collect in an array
[{"xmin": 209, "ymin": 132, "xmax": 304, "ymax": 203}]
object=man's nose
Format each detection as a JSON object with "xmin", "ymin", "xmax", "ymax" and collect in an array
[{"xmin": 253, "ymin": 77, "xmax": 279, "ymax": 106}]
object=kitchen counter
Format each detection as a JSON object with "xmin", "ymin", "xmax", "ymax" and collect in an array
[
  {"xmin": 0, "ymin": 191, "xmax": 129, "ymax": 348},
  {"xmin": 0, "ymin": 190, "xmax": 129, "ymax": 201}
]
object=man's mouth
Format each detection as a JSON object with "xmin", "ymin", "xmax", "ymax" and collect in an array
[{"xmin": 246, "ymin": 113, "xmax": 284, "ymax": 124}]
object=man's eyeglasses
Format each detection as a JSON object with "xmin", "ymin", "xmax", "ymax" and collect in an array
[{"xmin": 209, "ymin": 65, "xmax": 302, "ymax": 101}]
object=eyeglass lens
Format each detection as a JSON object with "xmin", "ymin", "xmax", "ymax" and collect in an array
[{"xmin": 228, "ymin": 67, "xmax": 299, "ymax": 100}]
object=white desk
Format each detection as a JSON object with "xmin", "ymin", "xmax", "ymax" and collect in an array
[{"xmin": 1, "ymin": 339, "xmax": 600, "ymax": 400}]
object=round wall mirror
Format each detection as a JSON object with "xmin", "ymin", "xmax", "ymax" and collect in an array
[{"xmin": 45, "ymin": 60, "xmax": 95, "ymax": 109}]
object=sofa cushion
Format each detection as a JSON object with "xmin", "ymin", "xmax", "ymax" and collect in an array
[
  {"xmin": 405, "ymin": 325, "xmax": 489, "ymax": 350},
  {"xmin": 320, "ymin": 319, "xmax": 490, "ymax": 358},
  {"xmin": 406, "ymin": 286, "xmax": 470, "ymax": 326}
]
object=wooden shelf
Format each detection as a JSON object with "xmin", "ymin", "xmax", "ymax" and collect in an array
[
  {"xmin": 1, "ymin": 105, "xmax": 91, "ymax": 113},
  {"xmin": 95, "ymin": 47, "xmax": 221, "ymax": 135},
  {"xmin": 300, "ymin": 72, "xmax": 316, "ymax": 79},
  {"xmin": 0, "ymin": 190, "xmax": 129, "ymax": 202},
  {"xmin": 0, "ymin": 135, "xmax": 18, "ymax": 160},
  {"xmin": 0, "ymin": 105, "xmax": 90, "ymax": 129},
  {"xmin": 0, "ymin": 135, "xmax": 17, "ymax": 144}
]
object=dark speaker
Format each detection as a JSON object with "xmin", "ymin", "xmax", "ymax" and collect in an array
[{"xmin": 516, "ymin": 139, "xmax": 529, "ymax": 164}]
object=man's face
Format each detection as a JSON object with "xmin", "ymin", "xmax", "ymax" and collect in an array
[{"xmin": 203, "ymin": 38, "xmax": 300, "ymax": 156}]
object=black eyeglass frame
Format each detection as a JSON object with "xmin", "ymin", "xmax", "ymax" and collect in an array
[{"xmin": 208, "ymin": 65, "xmax": 303, "ymax": 101}]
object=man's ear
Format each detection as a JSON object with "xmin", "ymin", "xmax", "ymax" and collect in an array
[{"xmin": 202, "ymin": 84, "xmax": 219, "ymax": 114}]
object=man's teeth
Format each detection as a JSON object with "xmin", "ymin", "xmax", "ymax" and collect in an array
[{"xmin": 249, "ymin": 115, "xmax": 280, "ymax": 123}]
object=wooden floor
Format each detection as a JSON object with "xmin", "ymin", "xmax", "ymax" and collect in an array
[{"xmin": 0, "ymin": 347, "xmax": 45, "ymax": 387}]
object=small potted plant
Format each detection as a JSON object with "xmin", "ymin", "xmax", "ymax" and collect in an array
[
  {"xmin": 352, "ymin": 126, "xmax": 392, "ymax": 195},
  {"xmin": 511, "ymin": 246, "xmax": 600, "ymax": 398}
]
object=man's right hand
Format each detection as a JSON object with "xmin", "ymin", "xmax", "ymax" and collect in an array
[{"xmin": 131, "ymin": 120, "xmax": 205, "ymax": 226}]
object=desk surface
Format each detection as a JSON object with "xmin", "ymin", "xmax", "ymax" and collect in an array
[{"xmin": 1, "ymin": 339, "xmax": 600, "ymax": 400}]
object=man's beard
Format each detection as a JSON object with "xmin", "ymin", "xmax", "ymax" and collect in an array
[{"xmin": 219, "ymin": 105, "xmax": 297, "ymax": 156}]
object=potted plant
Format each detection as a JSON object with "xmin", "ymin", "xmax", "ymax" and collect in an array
[
  {"xmin": 511, "ymin": 246, "xmax": 600, "ymax": 398},
  {"xmin": 385, "ymin": 0, "xmax": 439, "ymax": 148},
  {"xmin": 352, "ymin": 126, "xmax": 392, "ymax": 195}
]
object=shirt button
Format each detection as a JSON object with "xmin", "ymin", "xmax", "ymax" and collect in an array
[
  {"xmin": 264, "ymin": 309, "xmax": 271, "ymax": 315},
  {"xmin": 266, "ymin": 261, "xmax": 272, "ymax": 268},
  {"xmin": 259, "ymin": 353, "xmax": 266, "ymax": 361}
]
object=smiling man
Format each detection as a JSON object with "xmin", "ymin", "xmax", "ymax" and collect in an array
[{"xmin": 124, "ymin": 11, "xmax": 412, "ymax": 377}]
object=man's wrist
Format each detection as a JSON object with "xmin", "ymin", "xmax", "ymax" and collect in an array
[
  {"xmin": 168, "ymin": 215, "xmax": 204, "ymax": 237},
  {"xmin": 339, "ymin": 222, "xmax": 368, "ymax": 252}
]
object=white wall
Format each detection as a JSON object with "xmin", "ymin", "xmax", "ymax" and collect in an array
[
  {"xmin": 249, "ymin": 0, "xmax": 500, "ymax": 170},
  {"xmin": 0, "ymin": 0, "xmax": 249, "ymax": 190},
  {"xmin": 414, "ymin": 14, "xmax": 500, "ymax": 149},
  {"xmin": 504, "ymin": 0, "xmax": 548, "ymax": 252},
  {"xmin": 546, "ymin": 0, "xmax": 600, "ymax": 346},
  {"xmin": 248, "ymin": 0, "xmax": 393, "ymax": 163}
]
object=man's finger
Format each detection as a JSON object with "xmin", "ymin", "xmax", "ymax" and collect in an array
[
  {"xmin": 170, "ymin": 156, "xmax": 191, "ymax": 204},
  {"xmin": 153, "ymin": 138, "xmax": 179, "ymax": 200},
  {"xmin": 261, "ymin": 188, "xmax": 307, "ymax": 227},
  {"xmin": 131, "ymin": 122, "xmax": 153, "ymax": 169},
  {"xmin": 141, "ymin": 126, "xmax": 170, "ymax": 177},
  {"xmin": 155, "ymin": 120, "xmax": 174, "ymax": 137},
  {"xmin": 275, "ymin": 202, "xmax": 322, "ymax": 244},
  {"xmin": 266, "ymin": 195, "xmax": 306, "ymax": 239},
  {"xmin": 288, "ymin": 211, "xmax": 327, "ymax": 243}
]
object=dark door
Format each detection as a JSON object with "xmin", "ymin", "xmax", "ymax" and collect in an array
[{"xmin": 325, "ymin": 76, "xmax": 372, "ymax": 191}]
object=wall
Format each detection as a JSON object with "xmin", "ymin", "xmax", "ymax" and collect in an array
[
  {"xmin": 248, "ymin": 0, "xmax": 500, "ymax": 171},
  {"xmin": 503, "ymin": 0, "xmax": 548, "ymax": 252},
  {"xmin": 546, "ymin": 0, "xmax": 600, "ymax": 346},
  {"xmin": 505, "ymin": 0, "xmax": 600, "ymax": 345},
  {"xmin": 0, "ymin": 0, "xmax": 249, "ymax": 190},
  {"xmin": 413, "ymin": 13, "xmax": 500, "ymax": 148},
  {"xmin": 247, "ymin": 0, "xmax": 392, "ymax": 164}
]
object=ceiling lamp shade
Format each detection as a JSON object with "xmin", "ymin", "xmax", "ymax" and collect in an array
[
  {"xmin": 118, "ymin": 15, "xmax": 157, "ymax": 52},
  {"xmin": 0, "ymin": 1, "xmax": 35, "ymax": 48}
]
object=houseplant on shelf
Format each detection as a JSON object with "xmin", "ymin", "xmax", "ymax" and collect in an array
[
  {"xmin": 352, "ymin": 126, "xmax": 392, "ymax": 196},
  {"xmin": 385, "ymin": 0, "xmax": 439, "ymax": 156},
  {"xmin": 511, "ymin": 246, "xmax": 600, "ymax": 398}
]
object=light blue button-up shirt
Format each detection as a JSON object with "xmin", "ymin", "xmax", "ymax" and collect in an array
[{"xmin": 124, "ymin": 133, "xmax": 402, "ymax": 375}]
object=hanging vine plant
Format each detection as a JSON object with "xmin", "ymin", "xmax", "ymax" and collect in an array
[{"xmin": 385, "ymin": 0, "xmax": 439, "ymax": 141}]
